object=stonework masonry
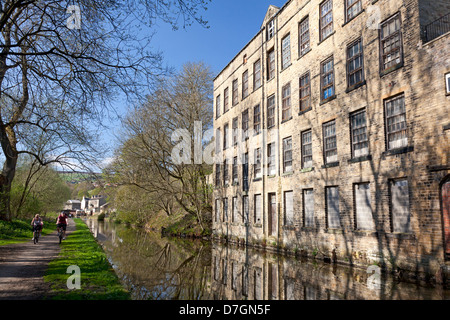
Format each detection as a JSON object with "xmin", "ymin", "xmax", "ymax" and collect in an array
[{"xmin": 212, "ymin": 0, "xmax": 450, "ymax": 283}]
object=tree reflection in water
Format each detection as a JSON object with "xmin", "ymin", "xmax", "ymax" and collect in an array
[{"xmin": 85, "ymin": 219, "xmax": 449, "ymax": 300}]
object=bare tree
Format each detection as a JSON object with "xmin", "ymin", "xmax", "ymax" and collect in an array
[
  {"xmin": 107, "ymin": 62, "xmax": 214, "ymax": 230},
  {"xmin": 0, "ymin": 0, "xmax": 211, "ymax": 221}
]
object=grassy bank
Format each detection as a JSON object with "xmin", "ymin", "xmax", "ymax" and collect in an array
[
  {"xmin": 44, "ymin": 218, "xmax": 130, "ymax": 300},
  {"xmin": 0, "ymin": 218, "xmax": 55, "ymax": 246}
]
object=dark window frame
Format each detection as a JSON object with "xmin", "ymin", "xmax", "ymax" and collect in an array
[
  {"xmin": 301, "ymin": 129, "xmax": 313, "ymax": 169},
  {"xmin": 345, "ymin": 0, "xmax": 362, "ymax": 23},
  {"xmin": 350, "ymin": 108, "xmax": 369, "ymax": 158},
  {"xmin": 379, "ymin": 12, "xmax": 404, "ymax": 75},
  {"xmin": 347, "ymin": 37, "xmax": 365, "ymax": 90},
  {"xmin": 320, "ymin": 56, "xmax": 335, "ymax": 102},
  {"xmin": 320, "ymin": 0, "xmax": 334, "ymax": 42},
  {"xmin": 323, "ymin": 120, "xmax": 337, "ymax": 164},
  {"xmin": 282, "ymin": 82, "xmax": 292, "ymax": 122},
  {"xmin": 267, "ymin": 94, "xmax": 276, "ymax": 129},
  {"xmin": 299, "ymin": 71, "xmax": 311, "ymax": 112},
  {"xmin": 299, "ymin": 16, "xmax": 310, "ymax": 57}
]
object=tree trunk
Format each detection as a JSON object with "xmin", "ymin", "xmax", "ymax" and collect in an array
[{"xmin": 0, "ymin": 129, "xmax": 18, "ymax": 222}]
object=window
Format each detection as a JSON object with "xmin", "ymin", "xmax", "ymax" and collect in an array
[
  {"xmin": 283, "ymin": 137, "xmax": 293, "ymax": 173},
  {"xmin": 232, "ymin": 117, "xmax": 238, "ymax": 146},
  {"xmin": 223, "ymin": 123, "xmax": 229, "ymax": 150},
  {"xmin": 321, "ymin": 56, "xmax": 335, "ymax": 101},
  {"xmin": 232, "ymin": 79, "xmax": 239, "ymax": 106},
  {"xmin": 282, "ymin": 83, "xmax": 291, "ymax": 121},
  {"xmin": 299, "ymin": 71, "xmax": 311, "ymax": 112},
  {"xmin": 301, "ymin": 130, "xmax": 313, "ymax": 168},
  {"xmin": 242, "ymin": 109, "xmax": 249, "ymax": 141},
  {"xmin": 254, "ymin": 194, "xmax": 262, "ymax": 224},
  {"xmin": 223, "ymin": 198, "xmax": 228, "ymax": 222},
  {"xmin": 354, "ymin": 183, "xmax": 374, "ymax": 231},
  {"xmin": 299, "ymin": 17, "xmax": 310, "ymax": 56},
  {"xmin": 254, "ymin": 59, "xmax": 261, "ymax": 89},
  {"xmin": 267, "ymin": 143, "xmax": 276, "ymax": 176},
  {"xmin": 267, "ymin": 19, "xmax": 275, "ymax": 40},
  {"xmin": 254, "ymin": 148, "xmax": 262, "ymax": 179},
  {"xmin": 243, "ymin": 153, "xmax": 249, "ymax": 191},
  {"xmin": 303, "ymin": 189, "xmax": 314, "ymax": 227},
  {"xmin": 268, "ymin": 49, "xmax": 276, "ymax": 80},
  {"xmin": 385, "ymin": 94, "xmax": 407, "ymax": 150},
  {"xmin": 284, "ymin": 191, "xmax": 294, "ymax": 225},
  {"xmin": 254, "ymin": 104, "xmax": 261, "ymax": 134},
  {"xmin": 232, "ymin": 196, "xmax": 238, "ymax": 223},
  {"xmin": 320, "ymin": 0, "xmax": 333, "ymax": 41},
  {"xmin": 224, "ymin": 87, "xmax": 229, "ymax": 113},
  {"xmin": 232, "ymin": 156, "xmax": 238, "ymax": 185},
  {"xmin": 231, "ymin": 262, "xmax": 238, "ymax": 290},
  {"xmin": 215, "ymin": 128, "xmax": 221, "ymax": 153},
  {"xmin": 242, "ymin": 70, "xmax": 249, "ymax": 99},
  {"xmin": 215, "ymin": 164, "xmax": 221, "ymax": 187},
  {"xmin": 326, "ymin": 186, "xmax": 340, "ymax": 229},
  {"xmin": 215, "ymin": 199, "xmax": 221, "ymax": 222},
  {"xmin": 281, "ymin": 34, "xmax": 291, "ymax": 69},
  {"xmin": 242, "ymin": 195, "xmax": 249, "ymax": 223},
  {"xmin": 216, "ymin": 95, "xmax": 221, "ymax": 118},
  {"xmin": 380, "ymin": 13, "xmax": 403, "ymax": 73},
  {"xmin": 267, "ymin": 95, "xmax": 276, "ymax": 128},
  {"xmin": 223, "ymin": 159, "xmax": 229, "ymax": 186},
  {"xmin": 390, "ymin": 179, "xmax": 411, "ymax": 233},
  {"xmin": 347, "ymin": 38, "xmax": 364, "ymax": 88},
  {"xmin": 350, "ymin": 109, "xmax": 369, "ymax": 158},
  {"xmin": 323, "ymin": 120, "xmax": 337, "ymax": 164},
  {"xmin": 346, "ymin": 0, "xmax": 362, "ymax": 22},
  {"xmin": 445, "ymin": 73, "xmax": 450, "ymax": 95}
]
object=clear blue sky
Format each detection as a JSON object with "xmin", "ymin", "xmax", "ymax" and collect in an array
[
  {"xmin": 99, "ymin": 0, "xmax": 288, "ymax": 168},
  {"xmin": 153, "ymin": 0, "xmax": 288, "ymax": 75}
]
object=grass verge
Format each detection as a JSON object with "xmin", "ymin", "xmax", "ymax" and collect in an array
[
  {"xmin": 0, "ymin": 218, "xmax": 54, "ymax": 246},
  {"xmin": 44, "ymin": 218, "xmax": 130, "ymax": 300}
]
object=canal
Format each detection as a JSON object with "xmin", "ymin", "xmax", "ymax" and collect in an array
[{"xmin": 84, "ymin": 218, "xmax": 449, "ymax": 300}]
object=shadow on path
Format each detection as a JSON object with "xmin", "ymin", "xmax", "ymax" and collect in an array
[{"xmin": 0, "ymin": 219, "xmax": 75, "ymax": 300}]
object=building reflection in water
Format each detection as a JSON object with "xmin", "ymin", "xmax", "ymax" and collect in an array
[{"xmin": 84, "ymin": 219, "xmax": 449, "ymax": 300}]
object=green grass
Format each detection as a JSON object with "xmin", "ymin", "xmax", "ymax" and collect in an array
[
  {"xmin": 44, "ymin": 218, "xmax": 130, "ymax": 300},
  {"xmin": 0, "ymin": 218, "xmax": 54, "ymax": 246}
]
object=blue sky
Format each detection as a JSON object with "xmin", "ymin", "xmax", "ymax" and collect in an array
[
  {"xmin": 152, "ymin": 0, "xmax": 288, "ymax": 75},
  {"xmin": 99, "ymin": 0, "xmax": 288, "ymax": 167}
]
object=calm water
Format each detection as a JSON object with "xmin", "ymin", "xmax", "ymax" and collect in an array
[{"xmin": 84, "ymin": 218, "xmax": 449, "ymax": 300}]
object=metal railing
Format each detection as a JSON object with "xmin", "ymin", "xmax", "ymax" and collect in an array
[{"xmin": 422, "ymin": 12, "xmax": 450, "ymax": 43}]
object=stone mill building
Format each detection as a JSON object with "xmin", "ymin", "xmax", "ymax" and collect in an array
[{"xmin": 212, "ymin": 0, "xmax": 450, "ymax": 282}]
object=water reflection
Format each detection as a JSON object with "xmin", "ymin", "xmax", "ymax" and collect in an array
[{"xmin": 84, "ymin": 218, "xmax": 449, "ymax": 300}]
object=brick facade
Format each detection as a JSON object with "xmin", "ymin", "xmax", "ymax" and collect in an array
[{"xmin": 212, "ymin": 0, "xmax": 450, "ymax": 282}]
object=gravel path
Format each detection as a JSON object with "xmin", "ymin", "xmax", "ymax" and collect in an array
[{"xmin": 0, "ymin": 219, "xmax": 74, "ymax": 300}]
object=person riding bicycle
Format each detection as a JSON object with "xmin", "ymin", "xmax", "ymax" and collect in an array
[
  {"xmin": 56, "ymin": 211, "xmax": 68, "ymax": 240},
  {"xmin": 31, "ymin": 214, "xmax": 43, "ymax": 241}
]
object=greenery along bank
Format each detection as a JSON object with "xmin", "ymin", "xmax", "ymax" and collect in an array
[{"xmin": 44, "ymin": 218, "xmax": 130, "ymax": 300}]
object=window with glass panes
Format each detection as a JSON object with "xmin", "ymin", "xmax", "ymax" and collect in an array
[
  {"xmin": 254, "ymin": 59, "xmax": 261, "ymax": 89},
  {"xmin": 242, "ymin": 70, "xmax": 249, "ymax": 99},
  {"xmin": 385, "ymin": 94, "xmax": 407, "ymax": 150},
  {"xmin": 242, "ymin": 109, "xmax": 249, "ymax": 141},
  {"xmin": 254, "ymin": 104, "xmax": 261, "ymax": 134},
  {"xmin": 323, "ymin": 120, "xmax": 337, "ymax": 164},
  {"xmin": 283, "ymin": 137, "xmax": 293, "ymax": 173},
  {"xmin": 216, "ymin": 95, "xmax": 221, "ymax": 118},
  {"xmin": 347, "ymin": 38, "xmax": 364, "ymax": 88},
  {"xmin": 321, "ymin": 56, "xmax": 335, "ymax": 101},
  {"xmin": 224, "ymin": 87, "xmax": 229, "ymax": 113},
  {"xmin": 281, "ymin": 34, "xmax": 291, "ymax": 69},
  {"xmin": 267, "ymin": 95, "xmax": 276, "ymax": 128},
  {"xmin": 282, "ymin": 83, "xmax": 291, "ymax": 121},
  {"xmin": 232, "ymin": 117, "xmax": 238, "ymax": 146},
  {"xmin": 267, "ymin": 19, "xmax": 275, "ymax": 40},
  {"xmin": 232, "ymin": 156, "xmax": 238, "ymax": 184},
  {"xmin": 301, "ymin": 130, "xmax": 312, "ymax": 168},
  {"xmin": 346, "ymin": 0, "xmax": 362, "ymax": 22},
  {"xmin": 350, "ymin": 109, "xmax": 368, "ymax": 158},
  {"xmin": 268, "ymin": 49, "xmax": 276, "ymax": 80},
  {"xmin": 223, "ymin": 159, "xmax": 229, "ymax": 185},
  {"xmin": 299, "ymin": 71, "xmax": 311, "ymax": 112},
  {"xmin": 299, "ymin": 17, "xmax": 310, "ymax": 56},
  {"xmin": 320, "ymin": 0, "xmax": 333, "ymax": 41},
  {"xmin": 380, "ymin": 13, "xmax": 403, "ymax": 72},
  {"xmin": 232, "ymin": 79, "xmax": 239, "ymax": 106}
]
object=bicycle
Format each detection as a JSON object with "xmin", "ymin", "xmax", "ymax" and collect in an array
[
  {"xmin": 57, "ymin": 227, "xmax": 63, "ymax": 244},
  {"xmin": 33, "ymin": 227, "xmax": 40, "ymax": 244}
]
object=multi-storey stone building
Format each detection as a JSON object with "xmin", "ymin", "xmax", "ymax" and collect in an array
[{"xmin": 213, "ymin": 0, "xmax": 450, "ymax": 281}]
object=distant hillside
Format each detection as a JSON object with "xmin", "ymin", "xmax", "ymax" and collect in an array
[{"xmin": 58, "ymin": 171, "xmax": 102, "ymax": 184}]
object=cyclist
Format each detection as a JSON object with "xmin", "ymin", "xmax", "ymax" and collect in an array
[
  {"xmin": 31, "ymin": 214, "xmax": 43, "ymax": 241},
  {"xmin": 56, "ymin": 211, "xmax": 68, "ymax": 240}
]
